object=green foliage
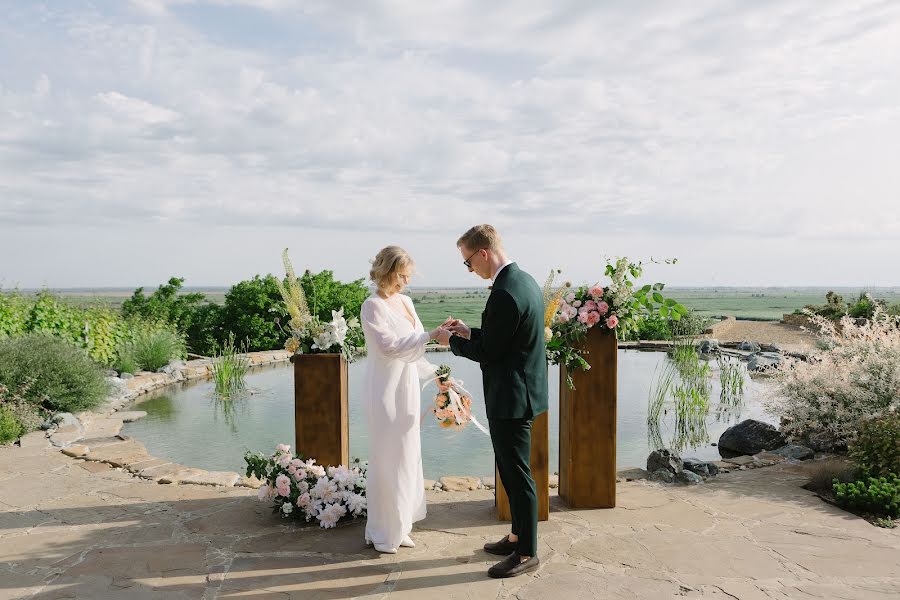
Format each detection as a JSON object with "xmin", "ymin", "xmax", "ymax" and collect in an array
[
  {"xmin": 217, "ymin": 275, "xmax": 288, "ymax": 352},
  {"xmin": 804, "ymin": 290, "xmax": 889, "ymax": 321},
  {"xmin": 0, "ymin": 334, "xmax": 109, "ymax": 412},
  {"xmin": 185, "ymin": 303, "xmax": 224, "ymax": 356},
  {"xmin": 0, "ymin": 405, "xmax": 24, "ymax": 444},
  {"xmin": 833, "ymin": 474, "xmax": 900, "ymax": 519},
  {"xmin": 117, "ymin": 325, "xmax": 186, "ymax": 372},
  {"xmin": 122, "ymin": 277, "xmax": 206, "ymax": 332},
  {"xmin": 25, "ymin": 291, "xmax": 79, "ymax": 338},
  {"xmin": 850, "ymin": 414, "xmax": 900, "ymax": 478},
  {"xmin": 718, "ymin": 356, "xmax": 746, "ymax": 407},
  {"xmin": 300, "ymin": 270, "xmax": 368, "ymax": 324},
  {"xmin": 0, "ymin": 290, "xmax": 28, "ymax": 337},
  {"xmin": 211, "ymin": 334, "xmax": 249, "ymax": 398}
]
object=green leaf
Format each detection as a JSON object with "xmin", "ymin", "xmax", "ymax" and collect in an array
[
  {"xmin": 652, "ymin": 292, "xmax": 664, "ymax": 304},
  {"xmin": 659, "ymin": 305, "xmax": 670, "ymax": 318},
  {"xmin": 640, "ymin": 284, "xmax": 652, "ymax": 293},
  {"xmin": 664, "ymin": 298, "xmax": 677, "ymax": 307}
]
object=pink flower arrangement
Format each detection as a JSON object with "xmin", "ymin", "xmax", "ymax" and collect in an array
[
  {"xmin": 245, "ymin": 445, "xmax": 368, "ymax": 529},
  {"xmin": 606, "ymin": 314, "xmax": 619, "ymax": 328},
  {"xmin": 589, "ymin": 286, "xmax": 604, "ymax": 299}
]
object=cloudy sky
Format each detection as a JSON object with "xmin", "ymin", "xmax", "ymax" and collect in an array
[{"xmin": 2, "ymin": 0, "xmax": 899, "ymax": 289}]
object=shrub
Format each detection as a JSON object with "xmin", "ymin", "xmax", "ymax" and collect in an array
[
  {"xmin": 804, "ymin": 458, "xmax": 857, "ymax": 492},
  {"xmin": 0, "ymin": 334, "xmax": 109, "ymax": 412},
  {"xmin": 833, "ymin": 475, "xmax": 900, "ymax": 519},
  {"xmin": 768, "ymin": 307, "xmax": 900, "ymax": 447},
  {"xmin": 850, "ymin": 413, "xmax": 900, "ymax": 478},
  {"xmin": 185, "ymin": 303, "xmax": 224, "ymax": 356},
  {"xmin": 117, "ymin": 325, "xmax": 186, "ymax": 372},
  {"xmin": 0, "ymin": 290, "xmax": 29, "ymax": 337},
  {"xmin": 122, "ymin": 277, "xmax": 206, "ymax": 333},
  {"xmin": 0, "ymin": 405, "xmax": 23, "ymax": 445},
  {"xmin": 0, "ymin": 380, "xmax": 47, "ymax": 443},
  {"xmin": 217, "ymin": 275, "xmax": 288, "ymax": 351}
]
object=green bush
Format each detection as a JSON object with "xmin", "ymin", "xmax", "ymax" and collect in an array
[
  {"xmin": 833, "ymin": 474, "xmax": 900, "ymax": 518},
  {"xmin": 0, "ymin": 290, "xmax": 29, "ymax": 337},
  {"xmin": 634, "ymin": 314, "xmax": 672, "ymax": 340},
  {"xmin": 117, "ymin": 326, "xmax": 186, "ymax": 372},
  {"xmin": 0, "ymin": 405, "xmax": 23, "ymax": 445},
  {"xmin": 850, "ymin": 413, "xmax": 900, "ymax": 478},
  {"xmin": 122, "ymin": 277, "xmax": 206, "ymax": 333},
  {"xmin": 216, "ymin": 275, "xmax": 288, "ymax": 352},
  {"xmin": 185, "ymin": 303, "xmax": 224, "ymax": 356},
  {"xmin": 0, "ymin": 334, "xmax": 109, "ymax": 412}
]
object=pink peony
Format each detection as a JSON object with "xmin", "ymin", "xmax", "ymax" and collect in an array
[
  {"xmin": 586, "ymin": 311, "xmax": 602, "ymax": 326},
  {"xmin": 565, "ymin": 292, "xmax": 576, "ymax": 303},
  {"xmin": 275, "ymin": 474, "xmax": 292, "ymax": 497},
  {"xmin": 577, "ymin": 309, "xmax": 590, "ymax": 324},
  {"xmin": 573, "ymin": 300, "xmax": 582, "ymax": 308},
  {"xmin": 597, "ymin": 301, "xmax": 609, "ymax": 315},
  {"xmin": 297, "ymin": 492, "xmax": 311, "ymax": 509},
  {"xmin": 606, "ymin": 314, "xmax": 619, "ymax": 328},
  {"xmin": 557, "ymin": 310, "xmax": 571, "ymax": 323},
  {"xmin": 589, "ymin": 286, "xmax": 604, "ymax": 299},
  {"xmin": 584, "ymin": 300, "xmax": 597, "ymax": 311},
  {"xmin": 276, "ymin": 444, "xmax": 291, "ymax": 453}
]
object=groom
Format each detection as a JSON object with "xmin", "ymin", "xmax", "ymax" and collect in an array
[{"xmin": 445, "ymin": 224, "xmax": 548, "ymax": 578}]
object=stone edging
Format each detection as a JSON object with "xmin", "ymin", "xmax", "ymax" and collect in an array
[{"xmin": 19, "ymin": 351, "xmax": 292, "ymax": 489}]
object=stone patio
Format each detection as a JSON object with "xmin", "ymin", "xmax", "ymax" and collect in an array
[{"xmin": 2, "ymin": 439, "xmax": 899, "ymax": 599}]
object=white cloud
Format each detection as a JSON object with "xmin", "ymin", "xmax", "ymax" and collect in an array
[{"xmin": 1, "ymin": 1, "xmax": 899, "ymax": 287}]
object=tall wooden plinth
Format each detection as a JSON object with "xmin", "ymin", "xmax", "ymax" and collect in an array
[
  {"xmin": 495, "ymin": 410, "xmax": 549, "ymax": 521},
  {"xmin": 292, "ymin": 353, "xmax": 349, "ymax": 468},
  {"xmin": 559, "ymin": 328, "xmax": 617, "ymax": 508}
]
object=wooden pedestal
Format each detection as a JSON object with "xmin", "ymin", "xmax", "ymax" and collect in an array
[
  {"xmin": 559, "ymin": 327, "xmax": 617, "ymax": 508},
  {"xmin": 495, "ymin": 410, "xmax": 550, "ymax": 521},
  {"xmin": 292, "ymin": 353, "xmax": 349, "ymax": 468}
]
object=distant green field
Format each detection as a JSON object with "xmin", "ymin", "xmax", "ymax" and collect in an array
[{"xmin": 16, "ymin": 286, "xmax": 900, "ymax": 328}]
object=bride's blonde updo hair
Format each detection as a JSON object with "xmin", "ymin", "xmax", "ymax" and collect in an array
[{"xmin": 370, "ymin": 246, "xmax": 414, "ymax": 291}]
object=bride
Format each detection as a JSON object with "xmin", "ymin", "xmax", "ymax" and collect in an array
[{"xmin": 360, "ymin": 246, "xmax": 452, "ymax": 553}]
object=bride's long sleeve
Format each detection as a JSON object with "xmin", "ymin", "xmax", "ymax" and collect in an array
[
  {"xmin": 415, "ymin": 356, "xmax": 438, "ymax": 380},
  {"xmin": 361, "ymin": 299, "xmax": 430, "ymax": 362}
]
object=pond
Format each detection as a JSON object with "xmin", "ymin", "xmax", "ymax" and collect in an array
[{"xmin": 122, "ymin": 350, "xmax": 776, "ymax": 479}]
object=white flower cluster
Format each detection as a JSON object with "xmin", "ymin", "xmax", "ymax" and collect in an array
[{"xmin": 253, "ymin": 445, "xmax": 368, "ymax": 529}]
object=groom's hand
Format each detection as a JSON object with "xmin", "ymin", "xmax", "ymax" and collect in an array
[{"xmin": 447, "ymin": 320, "xmax": 471, "ymax": 340}]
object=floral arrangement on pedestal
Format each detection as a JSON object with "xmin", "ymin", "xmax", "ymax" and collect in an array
[
  {"xmin": 244, "ymin": 444, "xmax": 368, "ymax": 528},
  {"xmin": 544, "ymin": 258, "xmax": 687, "ymax": 387},
  {"xmin": 276, "ymin": 249, "xmax": 363, "ymax": 361}
]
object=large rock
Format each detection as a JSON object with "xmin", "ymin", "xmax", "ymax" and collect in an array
[
  {"xmin": 106, "ymin": 376, "xmax": 129, "ymax": 398},
  {"xmin": 718, "ymin": 419, "xmax": 786, "ymax": 456},
  {"xmin": 774, "ymin": 444, "xmax": 815, "ymax": 461},
  {"xmin": 649, "ymin": 469, "xmax": 675, "ymax": 483},
  {"xmin": 675, "ymin": 470, "xmax": 704, "ymax": 485},
  {"xmin": 647, "ymin": 449, "xmax": 683, "ymax": 474},
  {"xmin": 439, "ymin": 476, "xmax": 481, "ymax": 491},
  {"xmin": 738, "ymin": 341, "xmax": 761, "ymax": 352},
  {"xmin": 748, "ymin": 352, "xmax": 782, "ymax": 372},
  {"xmin": 682, "ymin": 458, "xmax": 716, "ymax": 477},
  {"xmin": 698, "ymin": 339, "xmax": 719, "ymax": 354}
]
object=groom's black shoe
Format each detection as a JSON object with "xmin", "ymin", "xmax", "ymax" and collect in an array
[
  {"xmin": 487, "ymin": 553, "xmax": 540, "ymax": 578},
  {"xmin": 483, "ymin": 535, "xmax": 517, "ymax": 556}
]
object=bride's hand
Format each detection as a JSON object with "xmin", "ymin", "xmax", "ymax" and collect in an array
[{"xmin": 430, "ymin": 326, "xmax": 452, "ymax": 345}]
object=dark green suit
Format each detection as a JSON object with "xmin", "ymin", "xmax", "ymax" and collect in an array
[{"xmin": 450, "ymin": 263, "xmax": 548, "ymax": 556}]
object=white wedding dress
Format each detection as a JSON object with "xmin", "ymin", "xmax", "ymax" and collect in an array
[{"xmin": 360, "ymin": 294, "xmax": 436, "ymax": 550}]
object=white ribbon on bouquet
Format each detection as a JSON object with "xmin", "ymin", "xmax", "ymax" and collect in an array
[{"xmin": 422, "ymin": 377, "xmax": 490, "ymax": 437}]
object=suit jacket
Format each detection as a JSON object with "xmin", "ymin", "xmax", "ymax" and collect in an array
[{"xmin": 450, "ymin": 263, "xmax": 549, "ymax": 420}]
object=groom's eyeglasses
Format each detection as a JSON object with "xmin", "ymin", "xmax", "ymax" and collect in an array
[{"xmin": 463, "ymin": 249, "xmax": 480, "ymax": 269}]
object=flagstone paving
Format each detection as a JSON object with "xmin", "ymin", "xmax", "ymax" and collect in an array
[{"xmin": 2, "ymin": 439, "xmax": 899, "ymax": 600}]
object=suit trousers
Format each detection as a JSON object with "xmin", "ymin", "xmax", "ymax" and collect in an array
[{"xmin": 489, "ymin": 416, "xmax": 538, "ymax": 557}]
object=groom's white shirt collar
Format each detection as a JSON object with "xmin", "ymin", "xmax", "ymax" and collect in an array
[{"xmin": 492, "ymin": 260, "xmax": 513, "ymax": 283}]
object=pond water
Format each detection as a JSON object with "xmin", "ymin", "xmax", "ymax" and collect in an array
[{"xmin": 122, "ymin": 351, "xmax": 776, "ymax": 479}]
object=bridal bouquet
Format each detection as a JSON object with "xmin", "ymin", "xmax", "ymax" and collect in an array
[
  {"xmin": 426, "ymin": 364, "xmax": 489, "ymax": 435},
  {"xmin": 244, "ymin": 444, "xmax": 368, "ymax": 528},
  {"xmin": 277, "ymin": 249, "xmax": 364, "ymax": 361},
  {"xmin": 545, "ymin": 258, "xmax": 687, "ymax": 387}
]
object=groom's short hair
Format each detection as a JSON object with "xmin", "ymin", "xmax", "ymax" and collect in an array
[{"xmin": 457, "ymin": 224, "xmax": 502, "ymax": 251}]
